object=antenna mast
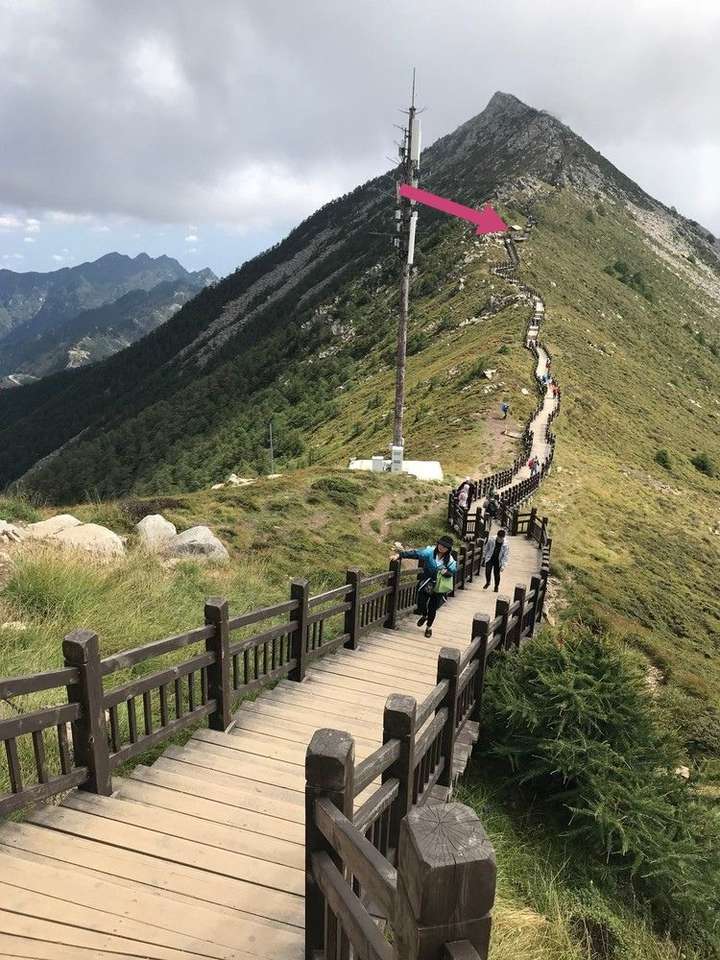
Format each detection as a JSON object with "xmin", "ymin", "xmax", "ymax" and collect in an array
[{"xmin": 391, "ymin": 69, "xmax": 421, "ymax": 470}]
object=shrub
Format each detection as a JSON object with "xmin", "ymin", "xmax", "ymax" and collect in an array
[
  {"xmin": 310, "ymin": 475, "xmax": 360, "ymax": 508},
  {"xmin": 481, "ymin": 627, "xmax": 720, "ymax": 949},
  {"xmin": 690, "ymin": 452, "xmax": 715, "ymax": 477},
  {"xmin": 654, "ymin": 449, "xmax": 672, "ymax": 470},
  {"xmin": 585, "ymin": 209, "xmax": 596, "ymax": 224},
  {"xmin": 603, "ymin": 261, "xmax": 654, "ymax": 302}
]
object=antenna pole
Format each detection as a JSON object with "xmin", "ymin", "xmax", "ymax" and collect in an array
[{"xmin": 392, "ymin": 69, "xmax": 420, "ymax": 462}]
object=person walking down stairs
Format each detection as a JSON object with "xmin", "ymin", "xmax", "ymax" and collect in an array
[
  {"xmin": 483, "ymin": 528, "xmax": 510, "ymax": 592},
  {"xmin": 392, "ymin": 536, "xmax": 457, "ymax": 638}
]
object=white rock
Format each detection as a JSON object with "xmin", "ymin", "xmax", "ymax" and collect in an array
[
  {"xmin": 25, "ymin": 514, "xmax": 81, "ymax": 540},
  {"xmin": 166, "ymin": 526, "xmax": 229, "ymax": 561},
  {"xmin": 0, "ymin": 520, "xmax": 25, "ymax": 543},
  {"xmin": 52, "ymin": 523, "xmax": 125, "ymax": 557},
  {"xmin": 226, "ymin": 474, "xmax": 254, "ymax": 487},
  {"xmin": 211, "ymin": 483, "xmax": 225, "ymax": 490},
  {"xmin": 135, "ymin": 514, "xmax": 177, "ymax": 550},
  {"xmin": 521, "ymin": 388, "xmax": 530, "ymax": 395},
  {"xmin": 675, "ymin": 765, "xmax": 691, "ymax": 781}
]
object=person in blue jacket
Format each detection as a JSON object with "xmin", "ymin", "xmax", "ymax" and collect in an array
[{"xmin": 391, "ymin": 535, "xmax": 457, "ymax": 638}]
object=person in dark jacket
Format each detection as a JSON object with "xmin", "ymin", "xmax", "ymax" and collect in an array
[
  {"xmin": 482, "ymin": 528, "xmax": 510, "ymax": 592},
  {"xmin": 391, "ymin": 535, "xmax": 457, "ymax": 638}
]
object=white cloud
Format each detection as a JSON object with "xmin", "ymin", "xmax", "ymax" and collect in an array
[
  {"xmin": 51, "ymin": 253, "xmax": 65, "ymax": 261},
  {"xmin": 184, "ymin": 234, "xmax": 199, "ymax": 243},
  {"xmin": 0, "ymin": 214, "xmax": 22, "ymax": 229},
  {"xmin": 188, "ymin": 224, "xmax": 197, "ymax": 232},
  {"xmin": 2, "ymin": 253, "xmax": 24, "ymax": 261},
  {"xmin": 23, "ymin": 235, "xmax": 36, "ymax": 243},
  {"xmin": 186, "ymin": 247, "xmax": 198, "ymax": 253},
  {"xmin": 127, "ymin": 37, "xmax": 190, "ymax": 105},
  {"xmin": 91, "ymin": 224, "xmax": 111, "ymax": 233},
  {"xmin": 25, "ymin": 222, "xmax": 41, "ymax": 233}
]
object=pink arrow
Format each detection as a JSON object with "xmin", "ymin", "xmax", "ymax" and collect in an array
[{"xmin": 398, "ymin": 184, "xmax": 507, "ymax": 235}]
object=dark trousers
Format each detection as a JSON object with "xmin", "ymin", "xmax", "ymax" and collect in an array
[
  {"xmin": 485, "ymin": 557, "xmax": 501, "ymax": 590},
  {"xmin": 417, "ymin": 589, "xmax": 445, "ymax": 627}
]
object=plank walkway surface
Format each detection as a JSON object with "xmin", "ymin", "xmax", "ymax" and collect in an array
[{"xmin": 0, "ymin": 541, "xmax": 542, "ymax": 960}]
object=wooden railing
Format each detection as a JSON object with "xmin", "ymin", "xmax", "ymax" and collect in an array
[
  {"xmin": 0, "ymin": 560, "xmax": 421, "ymax": 817},
  {"xmin": 306, "ymin": 570, "xmax": 549, "ymax": 959}
]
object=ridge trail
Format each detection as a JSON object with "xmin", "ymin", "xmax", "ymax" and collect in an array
[{"xmin": 0, "ymin": 230, "xmax": 559, "ymax": 959}]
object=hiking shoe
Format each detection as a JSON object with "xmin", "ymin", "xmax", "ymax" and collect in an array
[
  {"xmin": 416, "ymin": 616, "xmax": 426, "ymax": 627},
  {"xmin": 424, "ymin": 628, "xmax": 432, "ymax": 638},
  {"xmin": 483, "ymin": 583, "xmax": 490, "ymax": 590}
]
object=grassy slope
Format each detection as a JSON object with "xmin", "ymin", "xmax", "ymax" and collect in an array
[{"xmin": 522, "ymin": 191, "xmax": 720, "ymax": 713}]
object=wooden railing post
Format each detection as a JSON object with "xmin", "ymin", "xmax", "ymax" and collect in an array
[
  {"xmin": 528, "ymin": 575, "xmax": 542, "ymax": 636},
  {"xmin": 470, "ymin": 614, "xmax": 490, "ymax": 723},
  {"xmin": 344, "ymin": 567, "xmax": 362, "ymax": 650},
  {"xmin": 385, "ymin": 557, "xmax": 402, "ymax": 629},
  {"xmin": 494, "ymin": 596, "xmax": 511, "ymax": 651},
  {"xmin": 511, "ymin": 508, "xmax": 519, "ymax": 536},
  {"xmin": 466, "ymin": 542, "xmax": 475, "ymax": 584},
  {"xmin": 538, "ymin": 568, "xmax": 549, "ymax": 623},
  {"xmin": 288, "ymin": 577, "xmax": 309, "ymax": 682},
  {"xmin": 526, "ymin": 507, "xmax": 537, "ymax": 540},
  {"xmin": 305, "ymin": 728, "xmax": 355, "ymax": 958},
  {"xmin": 437, "ymin": 648, "xmax": 461, "ymax": 789},
  {"xmin": 396, "ymin": 804, "xmax": 496, "ymax": 960},
  {"xmin": 383, "ymin": 693, "xmax": 417, "ymax": 855},
  {"xmin": 457, "ymin": 546, "xmax": 467, "ymax": 591},
  {"xmin": 63, "ymin": 629, "xmax": 112, "ymax": 796},
  {"xmin": 204, "ymin": 598, "xmax": 232, "ymax": 731},
  {"xmin": 540, "ymin": 516, "xmax": 548, "ymax": 546},
  {"xmin": 511, "ymin": 584, "xmax": 526, "ymax": 649}
]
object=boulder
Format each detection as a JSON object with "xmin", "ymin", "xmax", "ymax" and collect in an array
[
  {"xmin": 52, "ymin": 523, "xmax": 125, "ymax": 558},
  {"xmin": 165, "ymin": 526, "xmax": 229, "ymax": 561},
  {"xmin": 26, "ymin": 514, "xmax": 81, "ymax": 540},
  {"xmin": 0, "ymin": 520, "xmax": 25, "ymax": 543},
  {"xmin": 211, "ymin": 483, "xmax": 225, "ymax": 490},
  {"xmin": 136, "ymin": 514, "xmax": 177, "ymax": 550}
]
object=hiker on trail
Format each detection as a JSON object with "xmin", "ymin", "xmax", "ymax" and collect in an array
[
  {"xmin": 483, "ymin": 491, "xmax": 500, "ymax": 533},
  {"xmin": 500, "ymin": 401, "xmax": 509, "ymax": 420},
  {"xmin": 391, "ymin": 535, "xmax": 457, "ymax": 638},
  {"xmin": 483, "ymin": 528, "xmax": 510, "ymax": 592},
  {"xmin": 456, "ymin": 478, "xmax": 474, "ymax": 511},
  {"xmin": 545, "ymin": 357, "xmax": 550, "ymax": 371},
  {"xmin": 528, "ymin": 456, "xmax": 539, "ymax": 476},
  {"xmin": 552, "ymin": 383, "xmax": 559, "ymax": 398}
]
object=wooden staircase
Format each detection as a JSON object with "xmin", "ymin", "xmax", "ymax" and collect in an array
[{"xmin": 0, "ymin": 541, "xmax": 541, "ymax": 960}]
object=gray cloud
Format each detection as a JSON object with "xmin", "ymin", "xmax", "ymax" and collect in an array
[{"xmin": 1, "ymin": 0, "xmax": 718, "ymax": 234}]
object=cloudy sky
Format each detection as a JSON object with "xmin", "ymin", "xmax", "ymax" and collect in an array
[{"xmin": 1, "ymin": 0, "xmax": 718, "ymax": 277}]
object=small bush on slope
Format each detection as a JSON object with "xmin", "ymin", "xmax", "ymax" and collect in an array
[{"xmin": 480, "ymin": 627, "xmax": 720, "ymax": 954}]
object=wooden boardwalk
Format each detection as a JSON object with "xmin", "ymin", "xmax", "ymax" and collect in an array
[{"xmin": 0, "ymin": 538, "xmax": 541, "ymax": 960}]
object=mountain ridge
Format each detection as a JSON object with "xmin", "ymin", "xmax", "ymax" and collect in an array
[
  {"xmin": 0, "ymin": 91, "xmax": 718, "ymax": 498},
  {"xmin": 0, "ymin": 251, "xmax": 216, "ymax": 380}
]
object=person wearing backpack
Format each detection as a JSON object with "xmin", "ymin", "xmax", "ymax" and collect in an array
[
  {"xmin": 482, "ymin": 528, "xmax": 510, "ymax": 592},
  {"xmin": 391, "ymin": 535, "xmax": 457, "ymax": 638}
]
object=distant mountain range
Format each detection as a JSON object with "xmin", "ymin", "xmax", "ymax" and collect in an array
[{"xmin": 0, "ymin": 252, "xmax": 216, "ymax": 383}]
